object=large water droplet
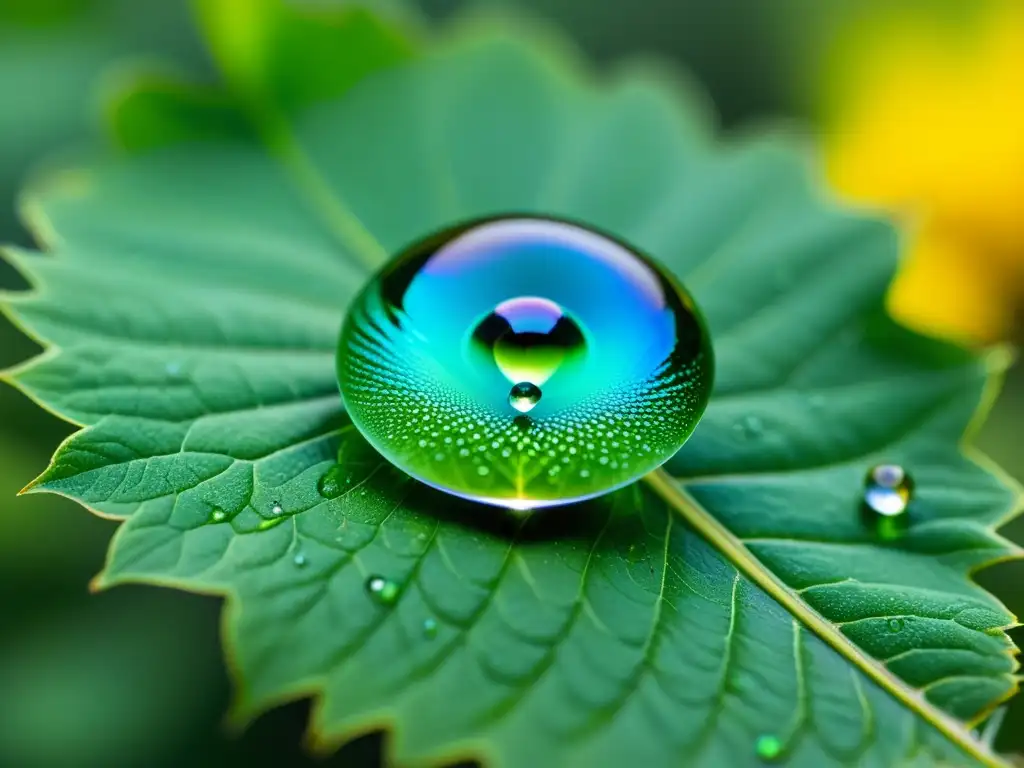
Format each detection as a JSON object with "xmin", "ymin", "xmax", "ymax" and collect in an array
[
  {"xmin": 864, "ymin": 464, "xmax": 913, "ymax": 538},
  {"xmin": 366, "ymin": 575, "xmax": 400, "ymax": 606},
  {"xmin": 337, "ymin": 216, "xmax": 713, "ymax": 509},
  {"xmin": 755, "ymin": 734, "xmax": 783, "ymax": 762}
]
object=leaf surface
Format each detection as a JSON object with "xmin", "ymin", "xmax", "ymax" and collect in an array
[{"xmin": 2, "ymin": 18, "xmax": 1021, "ymax": 768}]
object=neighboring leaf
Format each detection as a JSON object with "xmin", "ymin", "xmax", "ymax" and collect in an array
[
  {"xmin": 2, "ymin": 16, "xmax": 1021, "ymax": 768},
  {"xmin": 108, "ymin": 0, "xmax": 417, "ymax": 154},
  {"xmin": 0, "ymin": 0, "xmax": 204, "ymax": 243}
]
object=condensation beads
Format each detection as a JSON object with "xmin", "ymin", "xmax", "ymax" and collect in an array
[{"xmin": 337, "ymin": 216, "xmax": 714, "ymax": 509}]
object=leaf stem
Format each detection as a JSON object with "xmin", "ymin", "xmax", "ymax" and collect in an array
[
  {"xmin": 643, "ymin": 467, "xmax": 1007, "ymax": 767},
  {"xmin": 259, "ymin": 108, "xmax": 389, "ymax": 272}
]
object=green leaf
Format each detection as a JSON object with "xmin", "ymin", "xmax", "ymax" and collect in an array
[{"xmin": 3, "ymin": 16, "xmax": 1022, "ymax": 768}]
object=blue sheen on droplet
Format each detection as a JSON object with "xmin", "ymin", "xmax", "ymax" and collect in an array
[{"xmin": 338, "ymin": 216, "xmax": 714, "ymax": 509}]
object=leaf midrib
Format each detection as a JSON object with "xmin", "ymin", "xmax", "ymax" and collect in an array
[{"xmin": 643, "ymin": 467, "xmax": 1005, "ymax": 767}]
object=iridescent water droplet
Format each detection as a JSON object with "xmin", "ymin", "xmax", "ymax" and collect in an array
[
  {"xmin": 755, "ymin": 734, "xmax": 783, "ymax": 762},
  {"xmin": 864, "ymin": 464, "xmax": 913, "ymax": 539},
  {"xmin": 337, "ymin": 216, "xmax": 713, "ymax": 509},
  {"xmin": 508, "ymin": 381, "xmax": 542, "ymax": 413},
  {"xmin": 317, "ymin": 464, "xmax": 351, "ymax": 499},
  {"xmin": 366, "ymin": 575, "xmax": 400, "ymax": 606},
  {"xmin": 422, "ymin": 618, "xmax": 438, "ymax": 639}
]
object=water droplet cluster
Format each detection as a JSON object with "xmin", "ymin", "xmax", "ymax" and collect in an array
[{"xmin": 337, "ymin": 216, "xmax": 713, "ymax": 509}]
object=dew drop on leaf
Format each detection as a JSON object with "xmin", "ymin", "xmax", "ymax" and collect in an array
[
  {"xmin": 366, "ymin": 575, "xmax": 400, "ymax": 606},
  {"xmin": 293, "ymin": 553, "xmax": 308, "ymax": 568},
  {"xmin": 270, "ymin": 501, "xmax": 284, "ymax": 516},
  {"xmin": 887, "ymin": 617, "xmax": 906, "ymax": 633},
  {"xmin": 422, "ymin": 618, "xmax": 438, "ymax": 639},
  {"xmin": 337, "ymin": 216, "xmax": 713, "ymax": 510},
  {"xmin": 755, "ymin": 734, "xmax": 783, "ymax": 762},
  {"xmin": 863, "ymin": 464, "xmax": 913, "ymax": 539},
  {"xmin": 210, "ymin": 508, "xmax": 227, "ymax": 523},
  {"xmin": 317, "ymin": 464, "xmax": 351, "ymax": 499}
]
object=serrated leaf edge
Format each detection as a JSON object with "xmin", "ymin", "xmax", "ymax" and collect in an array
[{"xmin": 644, "ymin": 347, "xmax": 1024, "ymax": 768}]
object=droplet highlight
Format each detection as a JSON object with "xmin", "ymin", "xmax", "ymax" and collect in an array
[
  {"xmin": 864, "ymin": 464, "xmax": 913, "ymax": 538},
  {"xmin": 366, "ymin": 575, "xmax": 400, "ymax": 606},
  {"xmin": 337, "ymin": 216, "xmax": 714, "ymax": 509}
]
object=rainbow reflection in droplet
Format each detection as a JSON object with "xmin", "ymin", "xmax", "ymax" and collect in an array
[{"xmin": 337, "ymin": 216, "xmax": 713, "ymax": 509}]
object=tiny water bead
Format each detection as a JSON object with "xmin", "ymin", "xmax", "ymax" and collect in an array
[
  {"xmin": 863, "ymin": 464, "xmax": 913, "ymax": 538},
  {"xmin": 755, "ymin": 735, "xmax": 784, "ymax": 762},
  {"xmin": 366, "ymin": 575, "xmax": 400, "ymax": 606},
  {"xmin": 338, "ymin": 216, "xmax": 713, "ymax": 509}
]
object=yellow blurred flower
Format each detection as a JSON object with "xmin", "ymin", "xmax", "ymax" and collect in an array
[{"xmin": 822, "ymin": 0, "xmax": 1024, "ymax": 344}]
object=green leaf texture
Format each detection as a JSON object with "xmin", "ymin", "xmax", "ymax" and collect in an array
[{"xmin": 2, "ymin": 19, "xmax": 1021, "ymax": 768}]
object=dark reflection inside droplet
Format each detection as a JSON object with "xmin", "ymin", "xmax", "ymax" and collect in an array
[{"xmin": 472, "ymin": 296, "xmax": 586, "ymax": 387}]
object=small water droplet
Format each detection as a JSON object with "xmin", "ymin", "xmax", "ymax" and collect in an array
[
  {"xmin": 210, "ymin": 508, "xmax": 227, "ymax": 523},
  {"xmin": 422, "ymin": 618, "xmax": 438, "ymax": 639},
  {"xmin": 755, "ymin": 734, "xmax": 783, "ymax": 762},
  {"xmin": 887, "ymin": 617, "xmax": 905, "ymax": 633},
  {"xmin": 508, "ymin": 381, "xmax": 542, "ymax": 413},
  {"xmin": 270, "ymin": 501, "xmax": 284, "ymax": 515},
  {"xmin": 864, "ymin": 464, "xmax": 913, "ymax": 539},
  {"xmin": 366, "ymin": 575, "xmax": 400, "ymax": 606},
  {"xmin": 318, "ymin": 464, "xmax": 351, "ymax": 499},
  {"xmin": 294, "ymin": 553, "xmax": 308, "ymax": 567}
]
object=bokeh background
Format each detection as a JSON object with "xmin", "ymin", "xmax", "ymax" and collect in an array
[{"xmin": 1, "ymin": 0, "xmax": 1022, "ymax": 765}]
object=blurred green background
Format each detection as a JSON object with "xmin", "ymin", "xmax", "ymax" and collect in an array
[{"xmin": 2, "ymin": 0, "xmax": 1022, "ymax": 765}]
